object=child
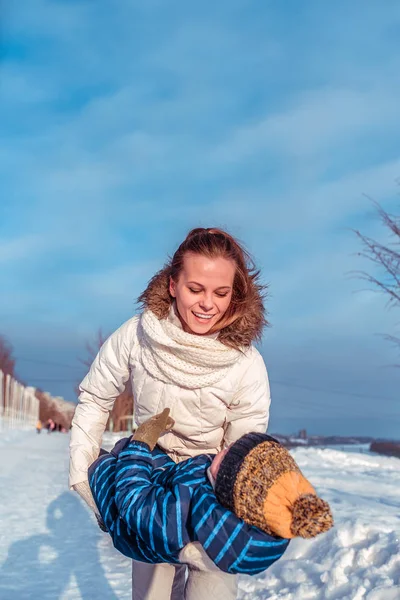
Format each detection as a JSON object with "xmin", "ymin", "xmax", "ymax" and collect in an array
[{"xmin": 82, "ymin": 410, "xmax": 332, "ymax": 574}]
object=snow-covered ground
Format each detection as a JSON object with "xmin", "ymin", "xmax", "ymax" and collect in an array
[{"xmin": 0, "ymin": 431, "xmax": 399, "ymax": 599}]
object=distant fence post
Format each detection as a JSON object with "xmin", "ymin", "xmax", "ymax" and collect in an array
[
  {"xmin": 0, "ymin": 369, "xmax": 39, "ymax": 431},
  {"xmin": 4, "ymin": 374, "xmax": 10, "ymax": 421},
  {"xmin": 0, "ymin": 370, "xmax": 4, "ymax": 430}
]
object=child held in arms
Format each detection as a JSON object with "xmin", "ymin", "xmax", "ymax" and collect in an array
[{"xmin": 81, "ymin": 409, "xmax": 333, "ymax": 575}]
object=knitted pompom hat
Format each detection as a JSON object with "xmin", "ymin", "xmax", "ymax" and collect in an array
[{"xmin": 215, "ymin": 433, "xmax": 333, "ymax": 539}]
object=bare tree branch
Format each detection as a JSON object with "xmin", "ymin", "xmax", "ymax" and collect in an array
[
  {"xmin": 353, "ymin": 198, "xmax": 400, "ymax": 365},
  {"xmin": 78, "ymin": 329, "xmax": 108, "ymax": 370},
  {"xmin": 0, "ymin": 335, "xmax": 16, "ymax": 377},
  {"xmin": 76, "ymin": 329, "xmax": 134, "ymax": 431}
]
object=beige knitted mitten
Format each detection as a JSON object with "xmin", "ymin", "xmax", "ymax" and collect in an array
[
  {"xmin": 73, "ymin": 480, "xmax": 99, "ymax": 513},
  {"xmin": 132, "ymin": 408, "xmax": 175, "ymax": 451},
  {"xmin": 73, "ymin": 480, "xmax": 107, "ymax": 531}
]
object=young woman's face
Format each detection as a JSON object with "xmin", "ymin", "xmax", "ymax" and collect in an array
[{"xmin": 169, "ymin": 252, "xmax": 235, "ymax": 335}]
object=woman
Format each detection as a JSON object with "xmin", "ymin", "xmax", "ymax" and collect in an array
[{"xmin": 69, "ymin": 227, "xmax": 272, "ymax": 600}]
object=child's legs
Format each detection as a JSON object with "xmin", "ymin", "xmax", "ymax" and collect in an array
[
  {"xmin": 184, "ymin": 569, "xmax": 238, "ymax": 600},
  {"xmin": 132, "ymin": 560, "xmax": 186, "ymax": 600}
]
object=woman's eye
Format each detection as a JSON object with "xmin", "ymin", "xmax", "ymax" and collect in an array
[{"xmin": 188, "ymin": 288, "xmax": 228, "ymax": 297}]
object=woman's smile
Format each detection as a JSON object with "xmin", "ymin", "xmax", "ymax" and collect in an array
[{"xmin": 192, "ymin": 311, "xmax": 216, "ymax": 323}]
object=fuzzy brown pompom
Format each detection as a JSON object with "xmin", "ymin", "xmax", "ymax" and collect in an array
[{"xmin": 290, "ymin": 493, "xmax": 333, "ymax": 538}]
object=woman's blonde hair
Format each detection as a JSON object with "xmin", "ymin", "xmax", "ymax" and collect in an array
[{"xmin": 138, "ymin": 227, "xmax": 268, "ymax": 349}]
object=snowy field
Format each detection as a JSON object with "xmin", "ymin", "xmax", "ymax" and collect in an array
[{"xmin": 0, "ymin": 431, "xmax": 399, "ymax": 600}]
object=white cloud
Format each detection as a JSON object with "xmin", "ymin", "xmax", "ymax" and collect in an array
[
  {"xmin": 211, "ymin": 84, "xmax": 400, "ymax": 165},
  {"xmin": 74, "ymin": 261, "xmax": 160, "ymax": 300},
  {"xmin": 0, "ymin": 234, "xmax": 46, "ymax": 264},
  {"xmin": 2, "ymin": 0, "xmax": 400, "ymax": 415},
  {"xmin": 1, "ymin": 64, "xmax": 58, "ymax": 104},
  {"xmin": 207, "ymin": 156, "xmax": 400, "ymax": 234}
]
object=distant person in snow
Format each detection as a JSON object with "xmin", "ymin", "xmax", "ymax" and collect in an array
[
  {"xmin": 36, "ymin": 420, "xmax": 42, "ymax": 434},
  {"xmin": 85, "ymin": 409, "xmax": 332, "ymax": 572},
  {"xmin": 70, "ymin": 228, "xmax": 273, "ymax": 600}
]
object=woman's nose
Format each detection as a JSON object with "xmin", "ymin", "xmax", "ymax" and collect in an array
[{"xmin": 199, "ymin": 294, "xmax": 214, "ymax": 311}]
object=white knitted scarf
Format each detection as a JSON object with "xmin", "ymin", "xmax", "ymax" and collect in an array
[{"xmin": 138, "ymin": 309, "xmax": 242, "ymax": 389}]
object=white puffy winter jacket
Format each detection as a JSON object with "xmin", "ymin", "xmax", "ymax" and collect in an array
[{"xmin": 69, "ymin": 309, "xmax": 271, "ymax": 488}]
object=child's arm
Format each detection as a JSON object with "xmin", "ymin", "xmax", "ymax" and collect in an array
[
  {"xmin": 189, "ymin": 484, "xmax": 290, "ymax": 574},
  {"xmin": 114, "ymin": 440, "xmax": 191, "ymax": 558}
]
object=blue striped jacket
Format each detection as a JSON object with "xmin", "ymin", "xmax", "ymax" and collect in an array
[{"xmin": 88, "ymin": 438, "xmax": 289, "ymax": 574}]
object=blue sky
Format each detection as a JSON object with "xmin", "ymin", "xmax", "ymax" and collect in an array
[{"xmin": 1, "ymin": 0, "xmax": 399, "ymax": 438}]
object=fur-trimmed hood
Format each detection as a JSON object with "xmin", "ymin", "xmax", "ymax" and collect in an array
[{"xmin": 137, "ymin": 267, "xmax": 268, "ymax": 349}]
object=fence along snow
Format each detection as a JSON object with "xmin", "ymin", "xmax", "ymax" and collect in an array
[{"xmin": 0, "ymin": 369, "xmax": 39, "ymax": 430}]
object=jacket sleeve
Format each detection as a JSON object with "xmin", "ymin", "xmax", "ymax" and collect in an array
[
  {"xmin": 114, "ymin": 440, "xmax": 191, "ymax": 558},
  {"xmin": 191, "ymin": 491, "xmax": 289, "ymax": 574},
  {"xmin": 69, "ymin": 316, "xmax": 139, "ymax": 488},
  {"xmin": 223, "ymin": 347, "xmax": 271, "ymax": 447}
]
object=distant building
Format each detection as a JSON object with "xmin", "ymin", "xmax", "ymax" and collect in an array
[{"xmin": 299, "ymin": 429, "xmax": 308, "ymax": 440}]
